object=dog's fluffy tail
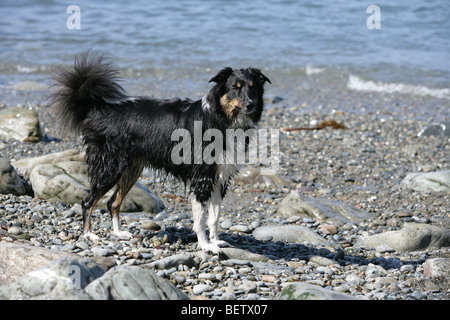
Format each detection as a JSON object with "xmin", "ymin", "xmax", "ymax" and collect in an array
[{"xmin": 51, "ymin": 51, "xmax": 127, "ymax": 136}]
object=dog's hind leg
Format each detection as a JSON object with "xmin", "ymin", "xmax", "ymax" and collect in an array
[
  {"xmin": 107, "ymin": 160, "xmax": 143, "ymax": 239},
  {"xmin": 82, "ymin": 155, "xmax": 129, "ymax": 240},
  {"xmin": 82, "ymin": 180, "xmax": 118, "ymax": 240}
]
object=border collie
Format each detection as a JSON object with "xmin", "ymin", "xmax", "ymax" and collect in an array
[{"xmin": 51, "ymin": 51, "xmax": 270, "ymax": 253}]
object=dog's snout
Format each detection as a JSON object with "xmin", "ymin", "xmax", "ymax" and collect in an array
[{"xmin": 245, "ymin": 100, "xmax": 255, "ymax": 111}]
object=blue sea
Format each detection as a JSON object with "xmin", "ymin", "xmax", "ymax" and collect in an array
[{"xmin": 0, "ymin": 0, "xmax": 449, "ymax": 118}]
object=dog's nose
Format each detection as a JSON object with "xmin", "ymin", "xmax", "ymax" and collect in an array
[{"xmin": 245, "ymin": 100, "xmax": 255, "ymax": 111}]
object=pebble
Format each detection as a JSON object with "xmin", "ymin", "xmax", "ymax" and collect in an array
[
  {"xmin": 261, "ymin": 275, "xmax": 277, "ymax": 283},
  {"xmin": 91, "ymin": 247, "xmax": 114, "ymax": 257},
  {"xmin": 193, "ymin": 284, "xmax": 213, "ymax": 295},
  {"xmin": 239, "ymin": 281, "xmax": 257, "ymax": 293},
  {"xmin": 309, "ymin": 256, "xmax": 337, "ymax": 266},
  {"xmin": 7, "ymin": 226, "xmax": 23, "ymax": 235},
  {"xmin": 230, "ymin": 224, "xmax": 251, "ymax": 233},
  {"xmin": 220, "ymin": 220, "xmax": 233, "ymax": 229},
  {"xmin": 140, "ymin": 219, "xmax": 160, "ymax": 231}
]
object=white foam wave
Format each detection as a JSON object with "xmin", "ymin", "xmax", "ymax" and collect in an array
[
  {"xmin": 305, "ymin": 65, "xmax": 325, "ymax": 75},
  {"xmin": 347, "ymin": 75, "xmax": 450, "ymax": 100},
  {"xmin": 17, "ymin": 65, "xmax": 38, "ymax": 73}
]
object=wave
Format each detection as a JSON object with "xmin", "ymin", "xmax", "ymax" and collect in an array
[
  {"xmin": 305, "ymin": 65, "xmax": 325, "ymax": 75},
  {"xmin": 347, "ymin": 75, "xmax": 450, "ymax": 100}
]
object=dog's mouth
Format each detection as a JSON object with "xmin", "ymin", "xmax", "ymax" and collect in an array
[
  {"xmin": 220, "ymin": 95, "xmax": 257, "ymax": 117},
  {"xmin": 240, "ymin": 106, "xmax": 256, "ymax": 115}
]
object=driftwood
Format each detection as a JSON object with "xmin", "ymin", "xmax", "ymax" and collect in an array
[{"xmin": 282, "ymin": 120, "xmax": 347, "ymax": 132}]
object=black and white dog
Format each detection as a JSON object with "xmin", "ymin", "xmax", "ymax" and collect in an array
[{"xmin": 51, "ymin": 51, "xmax": 270, "ymax": 253}]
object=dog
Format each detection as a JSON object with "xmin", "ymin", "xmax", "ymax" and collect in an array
[{"xmin": 51, "ymin": 51, "xmax": 270, "ymax": 253}]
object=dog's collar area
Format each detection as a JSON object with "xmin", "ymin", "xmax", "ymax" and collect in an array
[{"xmin": 201, "ymin": 95, "xmax": 211, "ymax": 111}]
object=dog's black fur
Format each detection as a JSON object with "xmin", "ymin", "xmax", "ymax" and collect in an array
[{"xmin": 51, "ymin": 51, "xmax": 270, "ymax": 251}]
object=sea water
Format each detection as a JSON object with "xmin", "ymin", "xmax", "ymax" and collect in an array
[{"xmin": 0, "ymin": 0, "xmax": 448, "ymax": 117}]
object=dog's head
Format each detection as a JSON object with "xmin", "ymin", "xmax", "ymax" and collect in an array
[{"xmin": 208, "ymin": 67, "xmax": 271, "ymax": 126}]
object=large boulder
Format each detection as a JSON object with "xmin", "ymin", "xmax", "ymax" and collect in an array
[
  {"xmin": 84, "ymin": 265, "xmax": 187, "ymax": 300},
  {"xmin": 0, "ymin": 257, "xmax": 102, "ymax": 300},
  {"xmin": 0, "ymin": 157, "xmax": 31, "ymax": 196},
  {"xmin": 14, "ymin": 150, "xmax": 164, "ymax": 213},
  {"xmin": 29, "ymin": 160, "xmax": 163, "ymax": 213},
  {"xmin": 0, "ymin": 256, "xmax": 187, "ymax": 300},
  {"xmin": 12, "ymin": 149, "xmax": 84, "ymax": 179},
  {"xmin": 356, "ymin": 223, "xmax": 450, "ymax": 252},
  {"xmin": 277, "ymin": 191, "xmax": 371, "ymax": 224},
  {"xmin": 0, "ymin": 242, "xmax": 80, "ymax": 286},
  {"xmin": 0, "ymin": 106, "xmax": 41, "ymax": 142},
  {"xmin": 417, "ymin": 122, "xmax": 450, "ymax": 138},
  {"xmin": 400, "ymin": 170, "xmax": 450, "ymax": 193},
  {"xmin": 252, "ymin": 225, "xmax": 330, "ymax": 247}
]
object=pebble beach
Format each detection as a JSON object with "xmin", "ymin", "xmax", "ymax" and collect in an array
[{"xmin": 0, "ymin": 85, "xmax": 449, "ymax": 300}]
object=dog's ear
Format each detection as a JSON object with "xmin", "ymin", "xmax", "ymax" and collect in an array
[
  {"xmin": 250, "ymin": 68, "xmax": 271, "ymax": 84},
  {"xmin": 209, "ymin": 67, "xmax": 233, "ymax": 84}
]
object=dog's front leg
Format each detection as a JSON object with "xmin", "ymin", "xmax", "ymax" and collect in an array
[
  {"xmin": 208, "ymin": 185, "xmax": 229, "ymax": 248},
  {"xmin": 190, "ymin": 194, "xmax": 220, "ymax": 254}
]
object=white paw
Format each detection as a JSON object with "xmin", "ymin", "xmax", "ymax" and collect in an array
[
  {"xmin": 211, "ymin": 240, "xmax": 230, "ymax": 248},
  {"xmin": 113, "ymin": 230, "xmax": 133, "ymax": 239},
  {"xmin": 82, "ymin": 232, "xmax": 100, "ymax": 241},
  {"xmin": 198, "ymin": 241, "xmax": 222, "ymax": 254}
]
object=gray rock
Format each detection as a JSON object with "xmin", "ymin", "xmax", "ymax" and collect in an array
[
  {"xmin": 417, "ymin": 122, "xmax": 450, "ymax": 138},
  {"xmin": 423, "ymin": 258, "xmax": 450, "ymax": 278},
  {"xmin": 234, "ymin": 167, "xmax": 290, "ymax": 187},
  {"xmin": 147, "ymin": 253, "xmax": 198, "ymax": 270},
  {"xmin": 229, "ymin": 224, "xmax": 251, "ymax": 233},
  {"xmin": 91, "ymin": 247, "xmax": 115, "ymax": 257},
  {"xmin": 139, "ymin": 219, "xmax": 160, "ymax": 231},
  {"xmin": 220, "ymin": 247, "xmax": 271, "ymax": 262},
  {"xmin": 279, "ymin": 282, "xmax": 362, "ymax": 300},
  {"xmin": 277, "ymin": 191, "xmax": 371, "ymax": 223},
  {"xmin": 220, "ymin": 220, "xmax": 233, "ymax": 229},
  {"xmin": 0, "ymin": 257, "xmax": 104, "ymax": 299},
  {"xmin": 0, "ymin": 157, "xmax": 31, "ymax": 196},
  {"xmin": 29, "ymin": 159, "xmax": 163, "ymax": 213},
  {"xmin": 0, "ymin": 106, "xmax": 41, "ymax": 142},
  {"xmin": 12, "ymin": 149, "xmax": 85, "ymax": 178},
  {"xmin": 0, "ymin": 242, "xmax": 80, "ymax": 286},
  {"xmin": 252, "ymin": 262, "xmax": 295, "ymax": 275},
  {"xmin": 239, "ymin": 281, "xmax": 257, "ymax": 293},
  {"xmin": 356, "ymin": 223, "xmax": 450, "ymax": 252},
  {"xmin": 0, "ymin": 256, "xmax": 187, "ymax": 300},
  {"xmin": 84, "ymin": 265, "xmax": 187, "ymax": 300},
  {"xmin": 309, "ymin": 255, "xmax": 338, "ymax": 266},
  {"xmin": 252, "ymin": 225, "xmax": 330, "ymax": 247},
  {"xmin": 30, "ymin": 161, "xmax": 90, "ymax": 204},
  {"xmin": 7, "ymin": 226, "xmax": 23, "ymax": 236},
  {"xmin": 193, "ymin": 284, "xmax": 213, "ymax": 295},
  {"xmin": 400, "ymin": 170, "xmax": 450, "ymax": 193}
]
